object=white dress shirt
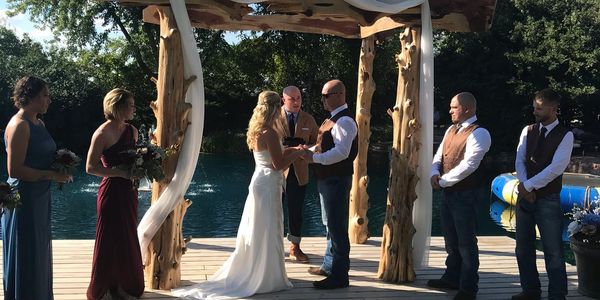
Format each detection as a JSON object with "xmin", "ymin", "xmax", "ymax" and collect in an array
[
  {"xmin": 515, "ymin": 119, "xmax": 574, "ymax": 192},
  {"xmin": 430, "ymin": 116, "xmax": 492, "ymax": 188},
  {"xmin": 312, "ymin": 104, "xmax": 358, "ymax": 165}
]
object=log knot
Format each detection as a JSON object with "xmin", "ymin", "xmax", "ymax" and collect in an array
[{"xmin": 360, "ymin": 175, "xmax": 369, "ymax": 187}]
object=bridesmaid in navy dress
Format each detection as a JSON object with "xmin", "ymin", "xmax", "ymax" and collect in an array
[
  {"xmin": 85, "ymin": 88, "xmax": 144, "ymax": 299},
  {"xmin": 2, "ymin": 76, "xmax": 72, "ymax": 300}
]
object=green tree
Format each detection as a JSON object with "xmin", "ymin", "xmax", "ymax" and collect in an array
[
  {"xmin": 6, "ymin": 0, "xmax": 159, "ymax": 80},
  {"xmin": 433, "ymin": 0, "xmax": 600, "ymax": 152},
  {"xmin": 507, "ymin": 0, "xmax": 600, "ymax": 132}
]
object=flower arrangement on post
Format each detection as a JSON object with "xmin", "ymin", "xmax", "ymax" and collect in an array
[
  {"xmin": 567, "ymin": 200, "xmax": 600, "ymax": 244},
  {"xmin": 119, "ymin": 143, "xmax": 167, "ymax": 184},
  {"xmin": 0, "ymin": 181, "xmax": 21, "ymax": 209},
  {"xmin": 51, "ymin": 149, "xmax": 81, "ymax": 190}
]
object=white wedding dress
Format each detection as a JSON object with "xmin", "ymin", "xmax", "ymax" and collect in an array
[{"xmin": 173, "ymin": 150, "xmax": 293, "ymax": 299}]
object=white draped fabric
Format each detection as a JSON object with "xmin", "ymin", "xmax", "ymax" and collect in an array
[
  {"xmin": 138, "ymin": 0, "xmax": 433, "ymax": 268},
  {"xmin": 414, "ymin": 1, "xmax": 434, "ymax": 269},
  {"xmin": 136, "ymin": 0, "xmax": 205, "ymax": 264}
]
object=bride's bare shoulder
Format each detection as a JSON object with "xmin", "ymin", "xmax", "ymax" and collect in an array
[
  {"xmin": 255, "ymin": 127, "xmax": 278, "ymax": 151},
  {"xmin": 257, "ymin": 126, "xmax": 275, "ymax": 139}
]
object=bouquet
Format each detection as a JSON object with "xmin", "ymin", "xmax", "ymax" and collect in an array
[
  {"xmin": 0, "ymin": 181, "xmax": 21, "ymax": 209},
  {"xmin": 51, "ymin": 149, "xmax": 81, "ymax": 190},
  {"xmin": 567, "ymin": 199, "xmax": 600, "ymax": 245},
  {"xmin": 119, "ymin": 143, "xmax": 167, "ymax": 183}
]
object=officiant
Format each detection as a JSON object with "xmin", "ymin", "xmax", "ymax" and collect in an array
[{"xmin": 281, "ymin": 85, "xmax": 318, "ymax": 263}]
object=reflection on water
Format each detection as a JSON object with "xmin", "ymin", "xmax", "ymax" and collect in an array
[
  {"xmin": 488, "ymin": 197, "xmax": 575, "ymax": 264},
  {"xmin": 489, "ymin": 199, "xmax": 571, "ymax": 242},
  {"xmin": 0, "ymin": 153, "xmax": 503, "ymax": 239}
]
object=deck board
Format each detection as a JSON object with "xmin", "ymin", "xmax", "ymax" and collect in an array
[{"xmin": 0, "ymin": 236, "xmax": 592, "ymax": 299}]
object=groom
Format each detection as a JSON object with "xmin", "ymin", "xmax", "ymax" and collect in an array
[{"xmin": 305, "ymin": 79, "xmax": 357, "ymax": 289}]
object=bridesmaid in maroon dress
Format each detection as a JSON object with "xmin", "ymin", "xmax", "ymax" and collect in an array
[{"xmin": 85, "ymin": 88, "xmax": 144, "ymax": 299}]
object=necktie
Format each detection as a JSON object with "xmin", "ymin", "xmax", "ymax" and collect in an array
[
  {"xmin": 288, "ymin": 113, "xmax": 295, "ymax": 137},
  {"xmin": 536, "ymin": 126, "xmax": 547, "ymax": 151},
  {"xmin": 455, "ymin": 124, "xmax": 462, "ymax": 134},
  {"xmin": 532, "ymin": 126, "xmax": 547, "ymax": 160}
]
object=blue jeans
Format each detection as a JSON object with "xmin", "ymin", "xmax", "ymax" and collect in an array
[
  {"xmin": 317, "ymin": 175, "xmax": 351, "ymax": 282},
  {"xmin": 515, "ymin": 193, "xmax": 567, "ymax": 299},
  {"xmin": 441, "ymin": 189, "xmax": 480, "ymax": 295}
]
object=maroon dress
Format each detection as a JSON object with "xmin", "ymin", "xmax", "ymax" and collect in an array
[{"xmin": 87, "ymin": 125, "xmax": 144, "ymax": 299}]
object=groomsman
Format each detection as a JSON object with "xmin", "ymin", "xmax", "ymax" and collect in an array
[
  {"xmin": 281, "ymin": 85, "xmax": 318, "ymax": 263},
  {"xmin": 513, "ymin": 88, "xmax": 572, "ymax": 300},
  {"xmin": 429, "ymin": 92, "xmax": 491, "ymax": 300}
]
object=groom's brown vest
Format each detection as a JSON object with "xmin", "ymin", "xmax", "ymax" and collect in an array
[{"xmin": 313, "ymin": 109, "xmax": 358, "ymax": 179}]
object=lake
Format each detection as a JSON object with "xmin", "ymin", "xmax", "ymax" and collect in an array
[{"xmin": 0, "ymin": 152, "xmax": 508, "ymax": 239}]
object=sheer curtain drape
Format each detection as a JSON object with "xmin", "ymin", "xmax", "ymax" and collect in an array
[{"xmin": 136, "ymin": 0, "xmax": 206, "ymax": 264}]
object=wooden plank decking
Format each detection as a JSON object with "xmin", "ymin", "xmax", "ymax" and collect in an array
[{"xmin": 0, "ymin": 236, "xmax": 591, "ymax": 299}]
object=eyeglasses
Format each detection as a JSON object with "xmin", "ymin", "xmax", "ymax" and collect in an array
[{"xmin": 321, "ymin": 92, "xmax": 341, "ymax": 99}]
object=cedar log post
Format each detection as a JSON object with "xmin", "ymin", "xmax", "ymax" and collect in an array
[
  {"xmin": 145, "ymin": 6, "xmax": 194, "ymax": 290},
  {"xmin": 378, "ymin": 27, "xmax": 421, "ymax": 283},
  {"xmin": 349, "ymin": 35, "xmax": 375, "ymax": 244}
]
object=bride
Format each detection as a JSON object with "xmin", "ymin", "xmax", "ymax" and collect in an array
[{"xmin": 173, "ymin": 91, "xmax": 306, "ymax": 299}]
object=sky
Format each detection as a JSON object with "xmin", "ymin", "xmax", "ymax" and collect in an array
[
  {"xmin": 0, "ymin": 1, "xmax": 55, "ymax": 43},
  {"xmin": 0, "ymin": 1, "xmax": 240, "ymax": 46}
]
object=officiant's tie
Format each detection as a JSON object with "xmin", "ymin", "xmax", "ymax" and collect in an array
[{"xmin": 288, "ymin": 113, "xmax": 295, "ymax": 137}]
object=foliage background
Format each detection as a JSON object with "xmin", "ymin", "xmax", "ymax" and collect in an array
[{"xmin": 1, "ymin": 0, "xmax": 599, "ymax": 155}]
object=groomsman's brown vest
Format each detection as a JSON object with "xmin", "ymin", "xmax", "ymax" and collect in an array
[
  {"xmin": 313, "ymin": 109, "xmax": 358, "ymax": 180},
  {"xmin": 525, "ymin": 123, "xmax": 569, "ymax": 198},
  {"xmin": 441, "ymin": 123, "xmax": 485, "ymax": 192}
]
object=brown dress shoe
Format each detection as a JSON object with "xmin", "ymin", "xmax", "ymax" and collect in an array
[
  {"xmin": 289, "ymin": 243, "xmax": 309, "ymax": 263},
  {"xmin": 313, "ymin": 276, "xmax": 349, "ymax": 289},
  {"xmin": 427, "ymin": 278, "xmax": 459, "ymax": 290},
  {"xmin": 511, "ymin": 292, "xmax": 541, "ymax": 300},
  {"xmin": 307, "ymin": 266, "xmax": 327, "ymax": 276}
]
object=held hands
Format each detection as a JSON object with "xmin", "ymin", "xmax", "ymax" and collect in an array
[
  {"xmin": 430, "ymin": 175, "xmax": 442, "ymax": 190},
  {"xmin": 287, "ymin": 144, "xmax": 314, "ymax": 163},
  {"xmin": 517, "ymin": 182, "xmax": 536, "ymax": 204},
  {"xmin": 297, "ymin": 145, "xmax": 314, "ymax": 163}
]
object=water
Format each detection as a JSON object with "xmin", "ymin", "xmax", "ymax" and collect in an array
[
  {"xmin": 0, "ymin": 153, "xmax": 505, "ymax": 239},
  {"xmin": 0, "ymin": 152, "xmax": 577, "ymax": 265}
]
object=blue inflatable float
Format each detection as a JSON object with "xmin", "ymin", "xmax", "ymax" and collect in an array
[{"xmin": 491, "ymin": 172, "xmax": 600, "ymax": 213}]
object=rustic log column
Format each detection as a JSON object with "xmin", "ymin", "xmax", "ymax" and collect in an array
[
  {"xmin": 349, "ymin": 35, "xmax": 375, "ymax": 244},
  {"xmin": 145, "ymin": 6, "xmax": 194, "ymax": 290},
  {"xmin": 378, "ymin": 26, "xmax": 421, "ymax": 283}
]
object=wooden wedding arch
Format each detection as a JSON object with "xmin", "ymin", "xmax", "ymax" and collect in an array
[{"xmin": 114, "ymin": 0, "xmax": 497, "ymax": 290}]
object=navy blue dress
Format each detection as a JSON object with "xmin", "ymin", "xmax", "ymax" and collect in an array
[{"xmin": 2, "ymin": 118, "xmax": 56, "ymax": 300}]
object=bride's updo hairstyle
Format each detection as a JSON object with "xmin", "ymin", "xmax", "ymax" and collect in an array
[
  {"xmin": 103, "ymin": 88, "xmax": 133, "ymax": 120},
  {"xmin": 246, "ymin": 91, "xmax": 285, "ymax": 150}
]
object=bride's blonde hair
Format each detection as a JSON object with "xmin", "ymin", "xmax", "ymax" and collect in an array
[{"xmin": 246, "ymin": 91, "xmax": 285, "ymax": 150}]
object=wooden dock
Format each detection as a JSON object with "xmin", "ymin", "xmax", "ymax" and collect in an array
[{"xmin": 0, "ymin": 236, "xmax": 591, "ymax": 299}]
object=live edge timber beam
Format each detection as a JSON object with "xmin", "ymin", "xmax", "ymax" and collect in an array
[{"xmin": 115, "ymin": 0, "xmax": 497, "ymax": 38}]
